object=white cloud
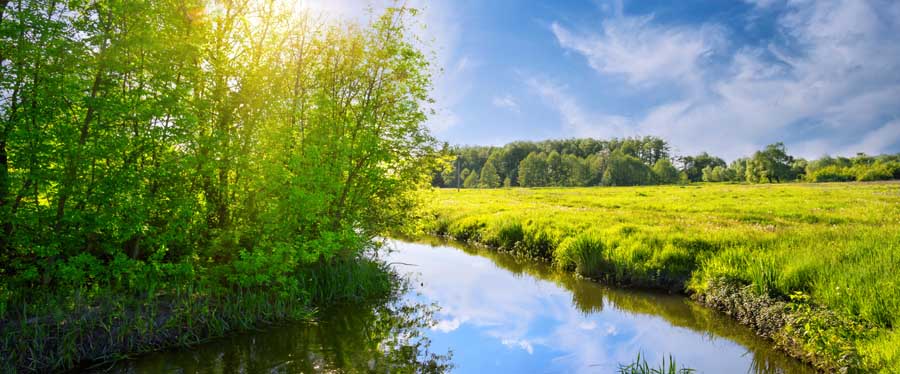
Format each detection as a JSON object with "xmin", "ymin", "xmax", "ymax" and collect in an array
[
  {"xmin": 492, "ymin": 94, "xmax": 520, "ymax": 113},
  {"xmin": 427, "ymin": 54, "xmax": 474, "ymax": 133},
  {"xmin": 432, "ymin": 317, "xmax": 463, "ymax": 333},
  {"xmin": 551, "ymin": 17, "xmax": 725, "ymax": 91},
  {"xmin": 383, "ymin": 239, "xmax": 775, "ymax": 374},
  {"xmin": 844, "ymin": 119, "xmax": 900, "ymax": 155},
  {"xmin": 501, "ymin": 339, "xmax": 534, "ymax": 354},
  {"xmin": 410, "ymin": 2, "xmax": 470, "ymax": 134},
  {"xmin": 743, "ymin": 0, "xmax": 781, "ymax": 9},
  {"xmin": 526, "ymin": 77, "xmax": 633, "ymax": 139},
  {"xmin": 550, "ymin": 0, "xmax": 900, "ymax": 160},
  {"xmin": 454, "ymin": 56, "xmax": 476, "ymax": 74}
]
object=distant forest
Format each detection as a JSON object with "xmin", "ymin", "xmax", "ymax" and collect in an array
[{"xmin": 431, "ymin": 137, "xmax": 900, "ymax": 188}]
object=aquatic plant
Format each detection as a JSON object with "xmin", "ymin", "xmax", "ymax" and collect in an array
[{"xmin": 617, "ymin": 353, "xmax": 695, "ymax": 374}]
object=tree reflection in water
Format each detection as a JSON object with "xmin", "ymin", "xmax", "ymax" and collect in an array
[{"xmin": 109, "ymin": 292, "xmax": 453, "ymax": 373}]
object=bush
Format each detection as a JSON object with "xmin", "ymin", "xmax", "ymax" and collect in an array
[
  {"xmin": 554, "ymin": 232, "xmax": 606, "ymax": 277},
  {"xmin": 807, "ymin": 166, "xmax": 855, "ymax": 182},
  {"xmin": 521, "ymin": 226, "xmax": 557, "ymax": 259},
  {"xmin": 447, "ymin": 217, "xmax": 485, "ymax": 242},
  {"xmin": 856, "ymin": 164, "xmax": 894, "ymax": 181},
  {"xmin": 494, "ymin": 220, "xmax": 525, "ymax": 250},
  {"xmin": 649, "ymin": 243, "xmax": 695, "ymax": 284}
]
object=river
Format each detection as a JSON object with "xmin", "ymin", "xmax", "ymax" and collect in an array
[{"xmin": 108, "ymin": 237, "xmax": 812, "ymax": 373}]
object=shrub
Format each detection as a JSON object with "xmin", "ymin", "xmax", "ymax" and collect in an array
[
  {"xmin": 856, "ymin": 164, "xmax": 894, "ymax": 181},
  {"xmin": 521, "ymin": 226, "xmax": 557, "ymax": 259},
  {"xmin": 807, "ymin": 166, "xmax": 855, "ymax": 182},
  {"xmin": 649, "ymin": 243, "xmax": 695, "ymax": 284},
  {"xmin": 494, "ymin": 220, "xmax": 525, "ymax": 250},
  {"xmin": 554, "ymin": 232, "xmax": 606, "ymax": 277},
  {"xmin": 447, "ymin": 217, "xmax": 485, "ymax": 242}
]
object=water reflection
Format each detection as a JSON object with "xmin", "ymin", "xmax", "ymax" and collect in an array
[
  {"xmin": 112, "ymin": 238, "xmax": 812, "ymax": 373},
  {"xmin": 385, "ymin": 237, "xmax": 812, "ymax": 374},
  {"xmin": 107, "ymin": 295, "xmax": 452, "ymax": 373}
]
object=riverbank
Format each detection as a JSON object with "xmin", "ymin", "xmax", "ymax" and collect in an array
[
  {"xmin": 424, "ymin": 183, "xmax": 900, "ymax": 372},
  {"xmin": 0, "ymin": 257, "xmax": 395, "ymax": 372},
  {"xmin": 108, "ymin": 237, "xmax": 803, "ymax": 373}
]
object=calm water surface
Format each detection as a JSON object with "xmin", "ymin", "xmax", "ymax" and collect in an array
[{"xmin": 111, "ymin": 238, "xmax": 812, "ymax": 373}]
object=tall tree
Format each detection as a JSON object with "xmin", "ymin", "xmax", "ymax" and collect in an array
[
  {"xmin": 518, "ymin": 152, "xmax": 549, "ymax": 187},
  {"xmin": 747, "ymin": 142, "xmax": 795, "ymax": 183},
  {"xmin": 680, "ymin": 152, "xmax": 726, "ymax": 182},
  {"xmin": 546, "ymin": 150, "xmax": 564, "ymax": 186},
  {"xmin": 0, "ymin": 1, "xmax": 438, "ymax": 286},
  {"xmin": 463, "ymin": 170, "xmax": 478, "ymax": 188},
  {"xmin": 652, "ymin": 158, "xmax": 679, "ymax": 184},
  {"xmin": 479, "ymin": 160, "xmax": 501, "ymax": 188},
  {"xmin": 602, "ymin": 151, "xmax": 654, "ymax": 186}
]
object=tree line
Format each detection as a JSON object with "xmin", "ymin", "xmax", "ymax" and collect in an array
[{"xmin": 432, "ymin": 138, "xmax": 900, "ymax": 188}]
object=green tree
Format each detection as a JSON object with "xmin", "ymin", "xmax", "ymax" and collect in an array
[
  {"xmin": 479, "ymin": 160, "xmax": 501, "ymax": 188},
  {"xmin": 704, "ymin": 166, "xmax": 732, "ymax": 182},
  {"xmin": 0, "ymin": 0, "xmax": 438, "ymax": 339},
  {"xmin": 652, "ymin": 158, "xmax": 679, "ymax": 184},
  {"xmin": 729, "ymin": 158, "xmax": 748, "ymax": 182},
  {"xmin": 680, "ymin": 152, "xmax": 726, "ymax": 182},
  {"xmin": 601, "ymin": 151, "xmax": 654, "ymax": 186},
  {"xmin": 442, "ymin": 162, "xmax": 459, "ymax": 187},
  {"xmin": 747, "ymin": 143, "xmax": 795, "ymax": 183},
  {"xmin": 585, "ymin": 153, "xmax": 607, "ymax": 186},
  {"xmin": 791, "ymin": 159, "xmax": 808, "ymax": 181},
  {"xmin": 518, "ymin": 152, "xmax": 549, "ymax": 187},
  {"xmin": 463, "ymin": 170, "xmax": 479, "ymax": 188},
  {"xmin": 702, "ymin": 166, "xmax": 716, "ymax": 182},
  {"xmin": 546, "ymin": 151, "xmax": 564, "ymax": 186},
  {"xmin": 638, "ymin": 136, "xmax": 671, "ymax": 165},
  {"xmin": 563, "ymin": 154, "xmax": 590, "ymax": 186},
  {"xmin": 496, "ymin": 142, "xmax": 538, "ymax": 186},
  {"xmin": 460, "ymin": 168, "xmax": 472, "ymax": 185}
]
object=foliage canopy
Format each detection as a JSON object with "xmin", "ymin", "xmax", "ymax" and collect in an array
[{"xmin": 0, "ymin": 2, "xmax": 438, "ymax": 369}]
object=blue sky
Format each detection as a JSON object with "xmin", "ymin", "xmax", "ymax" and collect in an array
[{"xmin": 317, "ymin": 0, "xmax": 900, "ymax": 160}]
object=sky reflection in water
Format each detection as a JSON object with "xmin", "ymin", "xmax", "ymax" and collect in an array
[
  {"xmin": 111, "ymin": 238, "xmax": 812, "ymax": 373},
  {"xmin": 384, "ymin": 238, "xmax": 811, "ymax": 374}
]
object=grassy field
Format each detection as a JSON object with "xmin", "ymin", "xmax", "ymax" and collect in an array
[{"xmin": 423, "ymin": 182, "xmax": 900, "ymax": 371}]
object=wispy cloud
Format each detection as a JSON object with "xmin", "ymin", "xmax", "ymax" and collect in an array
[
  {"xmin": 428, "ymin": 55, "xmax": 475, "ymax": 133},
  {"xmin": 550, "ymin": 17, "xmax": 725, "ymax": 91},
  {"xmin": 491, "ymin": 94, "xmax": 520, "ymax": 113},
  {"xmin": 526, "ymin": 77, "xmax": 633, "ymax": 139},
  {"xmin": 844, "ymin": 119, "xmax": 900, "ymax": 156},
  {"xmin": 743, "ymin": 0, "xmax": 781, "ymax": 9},
  {"xmin": 415, "ymin": 1, "xmax": 470, "ymax": 135},
  {"xmin": 501, "ymin": 338, "xmax": 534, "ymax": 354}
]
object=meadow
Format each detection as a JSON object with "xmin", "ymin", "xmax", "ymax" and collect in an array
[{"xmin": 424, "ymin": 182, "xmax": 900, "ymax": 372}]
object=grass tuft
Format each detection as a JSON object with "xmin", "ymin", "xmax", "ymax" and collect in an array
[{"xmin": 617, "ymin": 352, "xmax": 695, "ymax": 374}]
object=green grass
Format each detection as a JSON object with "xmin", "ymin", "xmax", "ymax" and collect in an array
[
  {"xmin": 424, "ymin": 182, "xmax": 900, "ymax": 372},
  {"xmin": 0, "ymin": 257, "xmax": 395, "ymax": 372}
]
